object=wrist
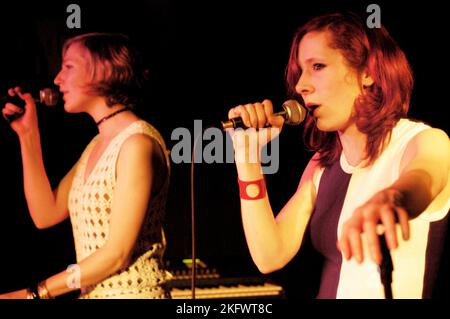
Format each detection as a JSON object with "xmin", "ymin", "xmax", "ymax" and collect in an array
[
  {"xmin": 27, "ymin": 281, "xmax": 53, "ymax": 299},
  {"xmin": 234, "ymin": 146, "xmax": 261, "ymax": 166},
  {"xmin": 37, "ymin": 281, "xmax": 53, "ymax": 299},
  {"xmin": 238, "ymin": 177, "xmax": 267, "ymax": 200},
  {"xmin": 236, "ymin": 162, "xmax": 263, "ymax": 181},
  {"xmin": 18, "ymin": 128, "xmax": 40, "ymax": 144},
  {"xmin": 26, "ymin": 288, "xmax": 38, "ymax": 299},
  {"xmin": 18, "ymin": 129, "xmax": 42, "ymax": 154},
  {"xmin": 27, "ymin": 284, "xmax": 40, "ymax": 299}
]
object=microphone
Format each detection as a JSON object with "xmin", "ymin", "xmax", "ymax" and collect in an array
[
  {"xmin": 220, "ymin": 99, "xmax": 307, "ymax": 130},
  {"xmin": 1, "ymin": 88, "xmax": 59, "ymax": 123}
]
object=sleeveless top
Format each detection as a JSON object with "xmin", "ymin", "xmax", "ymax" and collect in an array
[
  {"xmin": 309, "ymin": 119, "xmax": 450, "ymax": 298},
  {"xmin": 68, "ymin": 120, "xmax": 172, "ymax": 298}
]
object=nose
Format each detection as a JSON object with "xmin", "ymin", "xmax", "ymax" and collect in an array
[
  {"xmin": 54, "ymin": 70, "xmax": 62, "ymax": 86},
  {"xmin": 295, "ymin": 72, "xmax": 314, "ymax": 97}
]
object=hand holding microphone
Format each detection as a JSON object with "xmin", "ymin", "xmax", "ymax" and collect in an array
[
  {"xmin": 224, "ymin": 99, "xmax": 306, "ymax": 130},
  {"xmin": 225, "ymin": 99, "xmax": 306, "ymax": 162},
  {"xmin": 1, "ymin": 87, "xmax": 59, "ymax": 135}
]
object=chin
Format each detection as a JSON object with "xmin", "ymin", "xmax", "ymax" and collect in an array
[
  {"xmin": 63, "ymin": 103, "xmax": 82, "ymax": 114},
  {"xmin": 315, "ymin": 119, "xmax": 335, "ymax": 132},
  {"xmin": 63, "ymin": 104, "xmax": 74, "ymax": 113},
  {"xmin": 316, "ymin": 117, "xmax": 348, "ymax": 133}
]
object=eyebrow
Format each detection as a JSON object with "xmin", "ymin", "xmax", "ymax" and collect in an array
[
  {"xmin": 62, "ymin": 57, "xmax": 81, "ymax": 65},
  {"xmin": 305, "ymin": 57, "xmax": 326, "ymax": 64}
]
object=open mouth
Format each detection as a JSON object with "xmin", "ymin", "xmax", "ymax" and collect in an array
[{"xmin": 306, "ymin": 104, "xmax": 320, "ymax": 115}]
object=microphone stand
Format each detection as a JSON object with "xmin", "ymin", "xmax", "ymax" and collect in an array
[
  {"xmin": 190, "ymin": 133, "xmax": 202, "ymax": 299},
  {"xmin": 189, "ymin": 125, "xmax": 215, "ymax": 299},
  {"xmin": 379, "ymin": 235, "xmax": 394, "ymax": 299}
]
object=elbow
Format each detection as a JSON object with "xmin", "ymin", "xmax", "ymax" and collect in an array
[
  {"xmin": 111, "ymin": 254, "xmax": 129, "ymax": 273},
  {"xmin": 116, "ymin": 254, "xmax": 130, "ymax": 271},
  {"xmin": 256, "ymin": 264, "xmax": 279, "ymax": 275},
  {"xmin": 30, "ymin": 209, "xmax": 64, "ymax": 230},
  {"xmin": 106, "ymin": 248, "xmax": 132, "ymax": 273},
  {"xmin": 33, "ymin": 218, "xmax": 50, "ymax": 230},
  {"xmin": 250, "ymin": 241, "xmax": 288, "ymax": 274},
  {"xmin": 32, "ymin": 215, "xmax": 62, "ymax": 229},
  {"xmin": 252, "ymin": 254, "xmax": 286, "ymax": 274}
]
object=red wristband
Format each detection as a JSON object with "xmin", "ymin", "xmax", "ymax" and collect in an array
[{"xmin": 238, "ymin": 177, "xmax": 266, "ymax": 200}]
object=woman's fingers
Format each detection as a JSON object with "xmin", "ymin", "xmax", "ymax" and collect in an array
[
  {"xmin": 254, "ymin": 103, "xmax": 267, "ymax": 128},
  {"xmin": 244, "ymin": 103, "xmax": 259, "ymax": 128},
  {"xmin": 230, "ymin": 105, "xmax": 251, "ymax": 127},
  {"xmin": 339, "ymin": 213, "xmax": 364, "ymax": 264},
  {"xmin": 263, "ymin": 99, "xmax": 285, "ymax": 128},
  {"xmin": 395, "ymin": 206, "xmax": 410, "ymax": 241},
  {"xmin": 338, "ymin": 228, "xmax": 351, "ymax": 261},
  {"xmin": 2, "ymin": 107, "xmax": 20, "ymax": 122},
  {"xmin": 379, "ymin": 206, "xmax": 398, "ymax": 250},
  {"xmin": 348, "ymin": 226, "xmax": 364, "ymax": 263},
  {"xmin": 229, "ymin": 101, "xmax": 272, "ymax": 129},
  {"xmin": 363, "ymin": 220, "xmax": 382, "ymax": 265},
  {"xmin": 4, "ymin": 103, "xmax": 24, "ymax": 114}
]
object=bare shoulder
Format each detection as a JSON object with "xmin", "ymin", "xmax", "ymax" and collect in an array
[
  {"xmin": 406, "ymin": 128, "xmax": 449, "ymax": 155},
  {"xmin": 302, "ymin": 152, "xmax": 322, "ymax": 177},
  {"xmin": 115, "ymin": 134, "xmax": 160, "ymax": 172},
  {"xmin": 122, "ymin": 133, "xmax": 156, "ymax": 151},
  {"xmin": 412, "ymin": 127, "xmax": 449, "ymax": 145},
  {"xmin": 118, "ymin": 133, "xmax": 167, "ymax": 185},
  {"xmin": 401, "ymin": 127, "xmax": 450, "ymax": 170},
  {"xmin": 298, "ymin": 152, "xmax": 323, "ymax": 189}
]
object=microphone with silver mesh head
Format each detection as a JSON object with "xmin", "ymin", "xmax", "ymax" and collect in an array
[
  {"xmin": 2, "ymin": 88, "xmax": 59, "ymax": 123},
  {"xmin": 220, "ymin": 99, "xmax": 306, "ymax": 130}
]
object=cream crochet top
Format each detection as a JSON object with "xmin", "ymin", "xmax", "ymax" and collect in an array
[{"xmin": 68, "ymin": 120, "xmax": 171, "ymax": 298}]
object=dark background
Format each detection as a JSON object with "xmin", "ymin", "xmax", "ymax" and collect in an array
[{"xmin": 0, "ymin": 0, "xmax": 448, "ymax": 298}]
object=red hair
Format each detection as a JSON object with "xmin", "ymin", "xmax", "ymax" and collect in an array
[{"xmin": 286, "ymin": 12, "xmax": 413, "ymax": 167}]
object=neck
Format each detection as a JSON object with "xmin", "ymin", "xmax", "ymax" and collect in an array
[
  {"xmin": 338, "ymin": 123, "xmax": 367, "ymax": 167},
  {"xmin": 89, "ymin": 104, "xmax": 137, "ymax": 139}
]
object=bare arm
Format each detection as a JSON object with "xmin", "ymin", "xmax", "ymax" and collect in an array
[
  {"xmin": 42, "ymin": 134, "xmax": 160, "ymax": 297},
  {"xmin": 19, "ymin": 131, "xmax": 75, "ymax": 229},
  {"xmin": 339, "ymin": 128, "xmax": 450, "ymax": 264},
  {"xmin": 393, "ymin": 128, "xmax": 449, "ymax": 217},
  {"xmin": 228, "ymin": 99, "xmax": 319, "ymax": 273},
  {"xmin": 3, "ymin": 89, "xmax": 73, "ymax": 229},
  {"xmin": 238, "ymin": 154, "xmax": 319, "ymax": 273}
]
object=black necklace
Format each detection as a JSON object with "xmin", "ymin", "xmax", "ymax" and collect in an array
[{"xmin": 96, "ymin": 107, "xmax": 132, "ymax": 127}]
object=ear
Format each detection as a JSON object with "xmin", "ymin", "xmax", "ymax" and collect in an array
[{"xmin": 361, "ymin": 71, "xmax": 374, "ymax": 88}]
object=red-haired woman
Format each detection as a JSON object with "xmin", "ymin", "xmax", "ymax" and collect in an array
[
  {"xmin": 1, "ymin": 33, "xmax": 171, "ymax": 299},
  {"xmin": 227, "ymin": 12, "xmax": 449, "ymax": 298}
]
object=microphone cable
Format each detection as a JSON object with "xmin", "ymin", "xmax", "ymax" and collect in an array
[
  {"xmin": 190, "ymin": 125, "xmax": 215, "ymax": 299},
  {"xmin": 379, "ymin": 235, "xmax": 394, "ymax": 299}
]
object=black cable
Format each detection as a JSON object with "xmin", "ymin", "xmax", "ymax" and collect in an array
[
  {"xmin": 190, "ymin": 133, "xmax": 202, "ymax": 299},
  {"xmin": 190, "ymin": 126, "xmax": 214, "ymax": 299},
  {"xmin": 379, "ymin": 235, "xmax": 394, "ymax": 299}
]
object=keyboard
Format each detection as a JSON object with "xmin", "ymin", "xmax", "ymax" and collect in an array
[
  {"xmin": 166, "ymin": 262, "xmax": 284, "ymax": 299},
  {"xmin": 170, "ymin": 282, "xmax": 284, "ymax": 299}
]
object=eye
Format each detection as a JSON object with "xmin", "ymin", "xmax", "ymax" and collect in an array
[{"xmin": 312, "ymin": 63, "xmax": 326, "ymax": 71}]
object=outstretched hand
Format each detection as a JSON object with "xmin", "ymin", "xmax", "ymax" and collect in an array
[{"xmin": 337, "ymin": 188, "xmax": 410, "ymax": 265}]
